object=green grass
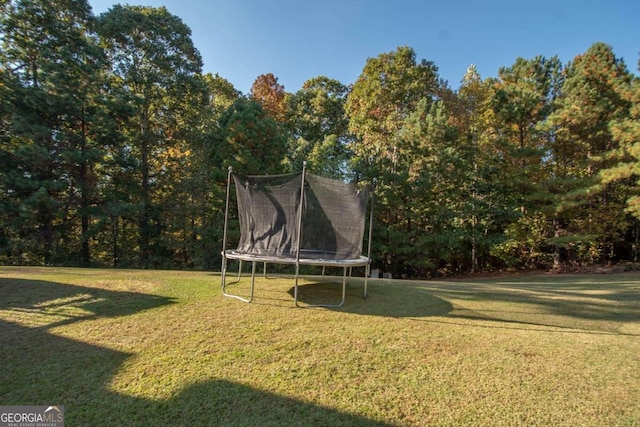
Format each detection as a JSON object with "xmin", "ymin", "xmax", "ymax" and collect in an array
[{"xmin": 1, "ymin": 266, "xmax": 639, "ymax": 426}]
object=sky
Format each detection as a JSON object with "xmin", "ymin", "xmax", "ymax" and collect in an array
[{"xmin": 88, "ymin": 0, "xmax": 640, "ymax": 95}]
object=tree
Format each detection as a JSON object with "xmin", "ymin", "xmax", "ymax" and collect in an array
[
  {"xmin": 0, "ymin": 0, "xmax": 107, "ymax": 265},
  {"xmin": 96, "ymin": 5, "xmax": 204, "ymax": 267},
  {"xmin": 452, "ymin": 65, "xmax": 506, "ymax": 272},
  {"xmin": 600, "ymin": 62, "xmax": 640, "ymax": 218},
  {"xmin": 488, "ymin": 55, "xmax": 565, "ymax": 269},
  {"xmin": 346, "ymin": 46, "xmax": 439, "ymax": 179},
  {"xmin": 400, "ymin": 99, "xmax": 467, "ymax": 275},
  {"xmin": 599, "ymin": 59, "xmax": 640, "ymax": 261},
  {"xmin": 286, "ymin": 76, "xmax": 352, "ymax": 178},
  {"xmin": 205, "ymin": 72, "xmax": 241, "ymax": 119},
  {"xmin": 174, "ymin": 72, "xmax": 240, "ymax": 269},
  {"xmin": 346, "ymin": 46, "xmax": 442, "ymax": 275},
  {"xmin": 491, "ymin": 56, "xmax": 560, "ymax": 207},
  {"xmin": 549, "ymin": 42, "xmax": 633, "ymax": 265},
  {"xmin": 250, "ymin": 73, "xmax": 288, "ymax": 123},
  {"xmin": 217, "ymin": 97, "xmax": 288, "ymax": 176}
]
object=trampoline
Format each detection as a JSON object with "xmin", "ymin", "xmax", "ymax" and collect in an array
[{"xmin": 221, "ymin": 163, "xmax": 375, "ymax": 307}]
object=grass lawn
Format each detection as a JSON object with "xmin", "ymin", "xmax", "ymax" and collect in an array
[{"xmin": 1, "ymin": 266, "xmax": 639, "ymax": 426}]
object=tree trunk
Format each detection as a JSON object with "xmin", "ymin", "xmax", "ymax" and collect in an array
[
  {"xmin": 139, "ymin": 113, "xmax": 151, "ymax": 268},
  {"xmin": 553, "ymin": 217, "xmax": 562, "ymax": 270},
  {"xmin": 80, "ymin": 112, "xmax": 91, "ymax": 267}
]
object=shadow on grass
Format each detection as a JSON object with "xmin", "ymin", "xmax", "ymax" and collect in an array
[
  {"xmin": 146, "ymin": 379, "xmax": 392, "ymax": 427},
  {"xmin": 291, "ymin": 274, "xmax": 640, "ymax": 335},
  {"xmin": 0, "ymin": 278, "xmax": 392, "ymax": 426},
  {"xmin": 412, "ymin": 276, "xmax": 640, "ymax": 335},
  {"xmin": 0, "ymin": 322, "xmax": 387, "ymax": 426},
  {"xmin": 290, "ymin": 280, "xmax": 454, "ymax": 318},
  {"xmin": 0, "ymin": 278, "xmax": 176, "ymax": 329},
  {"xmin": 1, "ymin": 322, "xmax": 392, "ymax": 426}
]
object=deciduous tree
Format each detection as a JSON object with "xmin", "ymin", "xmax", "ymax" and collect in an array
[
  {"xmin": 346, "ymin": 46, "xmax": 442, "ymax": 275},
  {"xmin": 250, "ymin": 73, "xmax": 288, "ymax": 123},
  {"xmin": 96, "ymin": 5, "xmax": 204, "ymax": 267},
  {"xmin": 287, "ymin": 76, "xmax": 351, "ymax": 178}
]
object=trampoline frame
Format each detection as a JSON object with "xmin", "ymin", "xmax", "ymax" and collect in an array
[{"xmin": 220, "ymin": 163, "xmax": 375, "ymax": 307}]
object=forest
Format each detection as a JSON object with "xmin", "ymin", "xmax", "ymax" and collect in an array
[{"xmin": 1, "ymin": 1, "xmax": 639, "ymax": 277}]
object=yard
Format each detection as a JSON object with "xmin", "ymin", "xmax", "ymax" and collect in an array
[{"xmin": 1, "ymin": 266, "xmax": 638, "ymax": 426}]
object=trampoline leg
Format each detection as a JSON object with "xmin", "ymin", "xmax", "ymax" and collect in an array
[
  {"xmin": 221, "ymin": 255, "xmax": 227, "ymax": 291},
  {"xmin": 237, "ymin": 260, "xmax": 242, "ymax": 280},
  {"xmin": 341, "ymin": 267, "xmax": 347, "ymax": 304},
  {"xmin": 249, "ymin": 261, "xmax": 256, "ymax": 301},
  {"xmin": 364, "ymin": 264, "xmax": 369, "ymax": 299},
  {"xmin": 294, "ymin": 263, "xmax": 300, "ymax": 305},
  {"xmin": 222, "ymin": 259, "xmax": 255, "ymax": 303}
]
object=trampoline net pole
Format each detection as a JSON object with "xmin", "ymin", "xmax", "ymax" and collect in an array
[
  {"xmin": 364, "ymin": 178, "xmax": 377, "ymax": 298},
  {"xmin": 293, "ymin": 162, "xmax": 307, "ymax": 304},
  {"xmin": 221, "ymin": 166, "xmax": 233, "ymax": 290}
]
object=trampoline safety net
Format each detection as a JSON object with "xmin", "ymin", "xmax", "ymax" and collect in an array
[{"xmin": 233, "ymin": 172, "xmax": 369, "ymax": 260}]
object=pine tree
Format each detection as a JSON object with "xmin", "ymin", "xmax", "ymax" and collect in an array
[
  {"xmin": 550, "ymin": 42, "xmax": 633, "ymax": 265},
  {"xmin": 0, "ymin": 0, "xmax": 106, "ymax": 265}
]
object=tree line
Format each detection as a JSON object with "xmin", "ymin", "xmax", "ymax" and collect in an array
[{"xmin": 1, "ymin": 1, "xmax": 639, "ymax": 276}]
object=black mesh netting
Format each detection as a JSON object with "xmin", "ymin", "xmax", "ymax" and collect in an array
[{"xmin": 233, "ymin": 172, "xmax": 369, "ymax": 260}]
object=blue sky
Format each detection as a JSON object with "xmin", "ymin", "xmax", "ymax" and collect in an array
[{"xmin": 89, "ymin": 0, "xmax": 639, "ymax": 94}]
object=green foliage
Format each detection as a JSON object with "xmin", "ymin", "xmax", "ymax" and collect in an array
[
  {"xmin": 346, "ymin": 46, "xmax": 439, "ymax": 179},
  {"xmin": 1, "ymin": 2, "xmax": 639, "ymax": 274},
  {"xmin": 96, "ymin": 4, "xmax": 205, "ymax": 268},
  {"xmin": 345, "ymin": 47, "xmax": 443, "ymax": 274},
  {"xmin": 600, "ymin": 64, "xmax": 640, "ymax": 219},
  {"xmin": 491, "ymin": 212, "xmax": 554, "ymax": 268},
  {"xmin": 547, "ymin": 42, "xmax": 634, "ymax": 265},
  {"xmin": 286, "ymin": 76, "xmax": 352, "ymax": 179},
  {"xmin": 0, "ymin": 0, "xmax": 107, "ymax": 265},
  {"xmin": 217, "ymin": 97, "xmax": 288, "ymax": 175}
]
